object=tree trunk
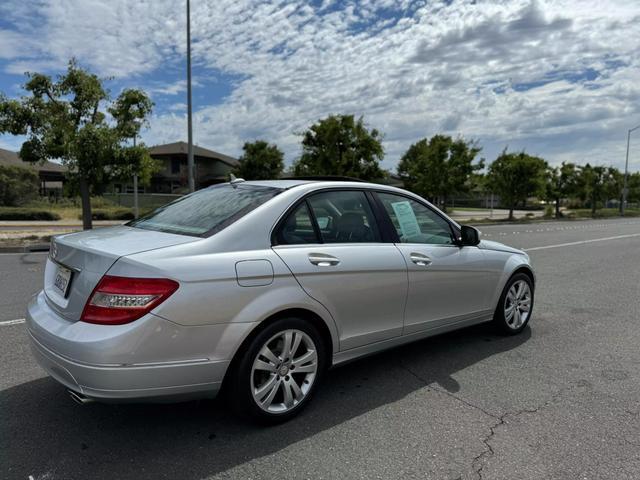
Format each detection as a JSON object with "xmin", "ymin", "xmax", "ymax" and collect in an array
[
  {"xmin": 509, "ymin": 204, "xmax": 514, "ymax": 221},
  {"xmin": 591, "ymin": 195, "xmax": 597, "ymax": 216},
  {"xmin": 555, "ymin": 196, "xmax": 561, "ymax": 218},
  {"xmin": 619, "ymin": 193, "xmax": 624, "ymax": 215},
  {"xmin": 79, "ymin": 176, "xmax": 93, "ymax": 230}
]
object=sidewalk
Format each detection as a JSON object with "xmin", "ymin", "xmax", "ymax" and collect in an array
[
  {"xmin": 449, "ymin": 208, "xmax": 544, "ymax": 222},
  {"xmin": 0, "ymin": 220, "xmax": 124, "ymax": 228},
  {"xmin": 0, "ymin": 220, "xmax": 125, "ymax": 250}
]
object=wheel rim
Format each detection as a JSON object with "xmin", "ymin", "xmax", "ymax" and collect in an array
[
  {"xmin": 504, "ymin": 280, "xmax": 531, "ymax": 329},
  {"xmin": 250, "ymin": 329, "xmax": 318, "ymax": 414}
]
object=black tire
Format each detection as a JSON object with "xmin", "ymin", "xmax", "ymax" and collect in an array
[
  {"xmin": 225, "ymin": 317, "xmax": 327, "ymax": 424},
  {"xmin": 493, "ymin": 272, "xmax": 534, "ymax": 335}
]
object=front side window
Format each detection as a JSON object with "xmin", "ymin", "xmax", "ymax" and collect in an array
[
  {"xmin": 377, "ymin": 193, "xmax": 454, "ymax": 245},
  {"xmin": 308, "ymin": 190, "xmax": 381, "ymax": 243},
  {"xmin": 128, "ymin": 184, "xmax": 281, "ymax": 237}
]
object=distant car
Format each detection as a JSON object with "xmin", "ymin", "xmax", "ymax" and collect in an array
[{"xmin": 27, "ymin": 179, "xmax": 535, "ymax": 422}]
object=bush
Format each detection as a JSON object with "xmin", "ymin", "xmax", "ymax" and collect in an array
[
  {"xmin": 0, "ymin": 166, "xmax": 40, "ymax": 206},
  {"xmin": 80, "ymin": 208, "xmax": 134, "ymax": 220},
  {"xmin": 90, "ymin": 196, "xmax": 119, "ymax": 208},
  {"xmin": 543, "ymin": 205, "xmax": 554, "ymax": 218},
  {"xmin": 0, "ymin": 207, "xmax": 61, "ymax": 220}
]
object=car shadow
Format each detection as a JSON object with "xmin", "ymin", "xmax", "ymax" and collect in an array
[{"xmin": 1, "ymin": 324, "xmax": 531, "ymax": 480}]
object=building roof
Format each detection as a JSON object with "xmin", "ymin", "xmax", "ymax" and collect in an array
[
  {"xmin": 0, "ymin": 148, "xmax": 66, "ymax": 173},
  {"xmin": 148, "ymin": 141, "xmax": 238, "ymax": 167}
]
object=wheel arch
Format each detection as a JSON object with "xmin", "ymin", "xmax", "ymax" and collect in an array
[
  {"xmin": 490, "ymin": 256, "xmax": 536, "ymax": 308},
  {"xmin": 512, "ymin": 265, "xmax": 535, "ymax": 286},
  {"xmin": 221, "ymin": 307, "xmax": 336, "ymax": 391}
]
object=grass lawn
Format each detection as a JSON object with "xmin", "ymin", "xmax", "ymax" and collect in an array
[
  {"xmin": 450, "ymin": 207, "xmax": 492, "ymax": 212},
  {"xmin": 0, "ymin": 197, "xmax": 144, "ymax": 222},
  {"xmin": 566, "ymin": 208, "xmax": 640, "ymax": 218}
]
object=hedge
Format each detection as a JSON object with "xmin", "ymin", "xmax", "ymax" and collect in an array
[
  {"xmin": 0, "ymin": 207, "xmax": 61, "ymax": 221},
  {"xmin": 81, "ymin": 208, "xmax": 135, "ymax": 221}
]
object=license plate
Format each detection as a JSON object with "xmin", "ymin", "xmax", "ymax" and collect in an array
[{"xmin": 53, "ymin": 265, "xmax": 73, "ymax": 298}]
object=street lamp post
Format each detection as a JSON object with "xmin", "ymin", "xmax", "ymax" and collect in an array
[
  {"xmin": 186, "ymin": 0, "xmax": 195, "ymax": 193},
  {"xmin": 133, "ymin": 135, "xmax": 139, "ymax": 219},
  {"xmin": 621, "ymin": 124, "xmax": 640, "ymax": 216}
]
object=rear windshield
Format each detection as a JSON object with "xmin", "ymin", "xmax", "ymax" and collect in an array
[{"xmin": 127, "ymin": 184, "xmax": 282, "ymax": 237}]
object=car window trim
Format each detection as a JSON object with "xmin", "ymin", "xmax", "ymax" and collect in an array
[
  {"xmin": 305, "ymin": 199, "xmax": 324, "ymax": 244},
  {"xmin": 367, "ymin": 190, "xmax": 402, "ymax": 243},
  {"xmin": 271, "ymin": 187, "xmax": 385, "ymax": 246},
  {"xmin": 370, "ymin": 190, "xmax": 461, "ymax": 245}
]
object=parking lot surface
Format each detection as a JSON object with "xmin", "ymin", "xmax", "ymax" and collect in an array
[{"xmin": 1, "ymin": 218, "xmax": 639, "ymax": 479}]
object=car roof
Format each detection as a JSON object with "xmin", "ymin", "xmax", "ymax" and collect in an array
[
  {"xmin": 237, "ymin": 179, "xmax": 402, "ymax": 192},
  {"xmin": 240, "ymin": 179, "xmax": 315, "ymax": 189}
]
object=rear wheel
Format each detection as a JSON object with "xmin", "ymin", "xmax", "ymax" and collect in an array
[
  {"xmin": 227, "ymin": 317, "xmax": 326, "ymax": 424},
  {"xmin": 493, "ymin": 273, "xmax": 534, "ymax": 335}
]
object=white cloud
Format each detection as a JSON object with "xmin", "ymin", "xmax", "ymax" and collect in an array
[{"xmin": 1, "ymin": 0, "xmax": 639, "ymax": 170}]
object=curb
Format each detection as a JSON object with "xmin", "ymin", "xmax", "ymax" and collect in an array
[{"xmin": 0, "ymin": 243, "xmax": 50, "ymax": 254}]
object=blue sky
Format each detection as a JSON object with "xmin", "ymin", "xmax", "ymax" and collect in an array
[{"xmin": 1, "ymin": 0, "xmax": 639, "ymax": 172}]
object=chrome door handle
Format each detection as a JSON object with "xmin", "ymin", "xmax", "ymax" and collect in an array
[
  {"xmin": 308, "ymin": 253, "xmax": 340, "ymax": 266},
  {"xmin": 410, "ymin": 253, "xmax": 432, "ymax": 266}
]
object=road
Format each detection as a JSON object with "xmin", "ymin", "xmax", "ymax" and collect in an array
[{"xmin": 1, "ymin": 218, "xmax": 639, "ymax": 480}]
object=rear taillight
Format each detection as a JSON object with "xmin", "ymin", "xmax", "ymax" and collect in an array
[{"xmin": 81, "ymin": 275, "xmax": 179, "ymax": 325}]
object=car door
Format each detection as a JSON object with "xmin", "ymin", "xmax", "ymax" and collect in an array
[
  {"xmin": 374, "ymin": 192, "xmax": 493, "ymax": 335},
  {"xmin": 272, "ymin": 189, "xmax": 408, "ymax": 350}
]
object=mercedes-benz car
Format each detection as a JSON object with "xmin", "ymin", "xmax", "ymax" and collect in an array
[{"xmin": 27, "ymin": 179, "xmax": 535, "ymax": 422}]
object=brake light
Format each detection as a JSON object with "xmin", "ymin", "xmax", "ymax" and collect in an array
[{"xmin": 81, "ymin": 275, "xmax": 179, "ymax": 325}]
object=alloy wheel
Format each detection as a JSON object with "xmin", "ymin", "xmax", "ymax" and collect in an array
[
  {"xmin": 250, "ymin": 329, "xmax": 318, "ymax": 413},
  {"xmin": 504, "ymin": 280, "xmax": 531, "ymax": 329}
]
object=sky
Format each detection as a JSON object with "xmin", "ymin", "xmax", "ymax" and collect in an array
[{"xmin": 0, "ymin": 0, "xmax": 639, "ymax": 172}]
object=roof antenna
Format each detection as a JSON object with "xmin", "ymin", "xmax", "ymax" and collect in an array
[{"xmin": 229, "ymin": 173, "xmax": 245, "ymax": 188}]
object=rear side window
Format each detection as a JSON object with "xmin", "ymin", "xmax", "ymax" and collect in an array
[
  {"xmin": 308, "ymin": 190, "xmax": 381, "ymax": 243},
  {"xmin": 128, "ymin": 184, "xmax": 281, "ymax": 237},
  {"xmin": 275, "ymin": 202, "xmax": 319, "ymax": 245}
]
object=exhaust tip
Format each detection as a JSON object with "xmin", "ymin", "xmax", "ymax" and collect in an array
[{"xmin": 68, "ymin": 389, "xmax": 94, "ymax": 405}]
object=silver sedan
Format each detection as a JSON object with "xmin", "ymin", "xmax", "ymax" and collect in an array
[{"xmin": 27, "ymin": 179, "xmax": 535, "ymax": 422}]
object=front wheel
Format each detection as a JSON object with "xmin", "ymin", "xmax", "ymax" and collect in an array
[
  {"xmin": 493, "ymin": 273, "xmax": 534, "ymax": 335},
  {"xmin": 226, "ymin": 318, "xmax": 326, "ymax": 424}
]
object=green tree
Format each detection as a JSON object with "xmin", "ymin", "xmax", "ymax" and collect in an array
[
  {"xmin": 0, "ymin": 59, "xmax": 155, "ymax": 229},
  {"xmin": 627, "ymin": 172, "xmax": 640, "ymax": 205},
  {"xmin": 0, "ymin": 165, "xmax": 40, "ymax": 206},
  {"xmin": 488, "ymin": 150, "xmax": 548, "ymax": 220},
  {"xmin": 576, "ymin": 164, "xmax": 619, "ymax": 215},
  {"xmin": 545, "ymin": 162, "xmax": 578, "ymax": 218},
  {"xmin": 397, "ymin": 135, "xmax": 483, "ymax": 212},
  {"xmin": 233, "ymin": 140, "xmax": 284, "ymax": 180},
  {"xmin": 294, "ymin": 114, "xmax": 385, "ymax": 181}
]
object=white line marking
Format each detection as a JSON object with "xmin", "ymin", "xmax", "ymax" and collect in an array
[
  {"xmin": 0, "ymin": 318, "xmax": 25, "ymax": 326},
  {"xmin": 525, "ymin": 233, "xmax": 640, "ymax": 252}
]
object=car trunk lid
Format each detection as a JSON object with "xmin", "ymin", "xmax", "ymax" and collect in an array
[{"xmin": 44, "ymin": 226, "xmax": 197, "ymax": 321}]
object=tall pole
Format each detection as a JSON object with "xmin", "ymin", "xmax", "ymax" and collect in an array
[
  {"xmin": 186, "ymin": 0, "xmax": 195, "ymax": 192},
  {"xmin": 621, "ymin": 124, "xmax": 640, "ymax": 216},
  {"xmin": 133, "ymin": 136, "xmax": 139, "ymax": 218}
]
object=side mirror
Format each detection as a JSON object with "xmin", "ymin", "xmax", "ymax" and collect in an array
[{"xmin": 460, "ymin": 225, "xmax": 480, "ymax": 246}]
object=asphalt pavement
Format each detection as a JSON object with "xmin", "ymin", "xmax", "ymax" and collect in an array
[{"xmin": 1, "ymin": 217, "xmax": 639, "ymax": 479}]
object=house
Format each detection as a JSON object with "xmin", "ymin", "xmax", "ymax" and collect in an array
[
  {"xmin": 112, "ymin": 141, "xmax": 238, "ymax": 194},
  {"xmin": 0, "ymin": 147, "xmax": 66, "ymax": 196}
]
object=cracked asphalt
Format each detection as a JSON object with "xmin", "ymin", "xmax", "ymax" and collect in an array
[{"xmin": 1, "ymin": 217, "xmax": 640, "ymax": 480}]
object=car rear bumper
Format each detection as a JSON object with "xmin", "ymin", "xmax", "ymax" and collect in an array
[
  {"xmin": 29, "ymin": 331, "xmax": 224, "ymax": 401},
  {"xmin": 26, "ymin": 291, "xmax": 253, "ymax": 402}
]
